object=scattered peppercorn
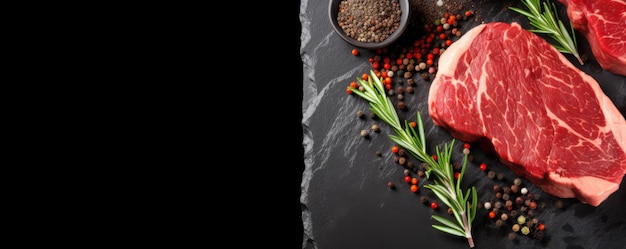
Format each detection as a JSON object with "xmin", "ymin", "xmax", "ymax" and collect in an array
[
  {"xmin": 430, "ymin": 201, "xmax": 438, "ymax": 210},
  {"xmin": 521, "ymin": 226, "xmax": 530, "ymax": 235},
  {"xmin": 508, "ymin": 232, "xmax": 516, "ymax": 241},
  {"xmin": 360, "ymin": 129, "xmax": 369, "ymax": 138},
  {"xmin": 512, "ymin": 224, "xmax": 520, "ymax": 232},
  {"xmin": 495, "ymin": 219, "xmax": 503, "ymax": 227},
  {"xmin": 391, "ymin": 145, "xmax": 399, "ymax": 153},
  {"xmin": 371, "ymin": 124, "xmax": 380, "ymax": 132},
  {"xmin": 356, "ymin": 110, "xmax": 365, "ymax": 119},
  {"xmin": 497, "ymin": 173, "xmax": 504, "ymax": 181},
  {"xmin": 404, "ymin": 175, "xmax": 411, "ymax": 183},
  {"xmin": 397, "ymin": 101, "xmax": 407, "ymax": 110}
]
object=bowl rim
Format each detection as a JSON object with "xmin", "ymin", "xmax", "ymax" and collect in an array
[{"xmin": 328, "ymin": 0, "xmax": 410, "ymax": 50}]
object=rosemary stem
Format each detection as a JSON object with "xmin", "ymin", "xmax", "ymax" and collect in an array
[{"xmin": 462, "ymin": 211, "xmax": 474, "ymax": 248}]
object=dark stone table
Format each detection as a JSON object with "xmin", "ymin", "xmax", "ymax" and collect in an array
[{"xmin": 299, "ymin": 0, "xmax": 626, "ymax": 248}]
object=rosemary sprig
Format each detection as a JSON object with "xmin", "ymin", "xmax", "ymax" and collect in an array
[
  {"xmin": 350, "ymin": 70, "xmax": 478, "ymax": 248},
  {"xmin": 509, "ymin": 0, "xmax": 583, "ymax": 65}
]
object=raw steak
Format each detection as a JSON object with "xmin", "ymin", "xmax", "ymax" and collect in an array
[
  {"xmin": 557, "ymin": 0, "xmax": 626, "ymax": 76},
  {"xmin": 428, "ymin": 22, "xmax": 626, "ymax": 207}
]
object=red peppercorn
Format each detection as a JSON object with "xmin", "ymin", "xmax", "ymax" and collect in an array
[
  {"xmin": 454, "ymin": 172, "xmax": 460, "ymax": 179},
  {"xmin": 372, "ymin": 61, "xmax": 380, "ymax": 70},
  {"xmin": 384, "ymin": 77, "xmax": 392, "ymax": 85},
  {"xmin": 351, "ymin": 48, "xmax": 359, "ymax": 56},
  {"xmin": 480, "ymin": 163, "xmax": 487, "ymax": 171},
  {"xmin": 404, "ymin": 175, "xmax": 412, "ymax": 183},
  {"xmin": 430, "ymin": 202, "xmax": 438, "ymax": 210},
  {"xmin": 410, "ymin": 184, "xmax": 418, "ymax": 192},
  {"xmin": 392, "ymin": 145, "xmax": 399, "ymax": 154},
  {"xmin": 465, "ymin": 10, "xmax": 472, "ymax": 17},
  {"xmin": 361, "ymin": 73, "xmax": 368, "ymax": 80},
  {"xmin": 463, "ymin": 143, "xmax": 470, "ymax": 149},
  {"xmin": 350, "ymin": 81, "xmax": 358, "ymax": 89},
  {"xmin": 489, "ymin": 211, "xmax": 496, "ymax": 219},
  {"xmin": 538, "ymin": 223, "xmax": 545, "ymax": 230},
  {"xmin": 346, "ymin": 87, "xmax": 353, "ymax": 94},
  {"xmin": 411, "ymin": 177, "xmax": 419, "ymax": 185},
  {"xmin": 409, "ymin": 121, "xmax": 417, "ymax": 128},
  {"xmin": 432, "ymin": 154, "xmax": 437, "ymax": 161}
]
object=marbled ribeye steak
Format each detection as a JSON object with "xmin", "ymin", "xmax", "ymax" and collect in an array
[
  {"xmin": 558, "ymin": 0, "xmax": 626, "ymax": 76},
  {"xmin": 428, "ymin": 22, "xmax": 626, "ymax": 207}
]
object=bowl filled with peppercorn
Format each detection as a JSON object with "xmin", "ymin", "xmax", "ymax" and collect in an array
[{"xmin": 329, "ymin": 0, "xmax": 410, "ymax": 50}]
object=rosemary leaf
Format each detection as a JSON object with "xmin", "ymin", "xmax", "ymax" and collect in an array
[
  {"xmin": 432, "ymin": 215, "xmax": 465, "ymax": 234},
  {"xmin": 509, "ymin": 0, "xmax": 583, "ymax": 65},
  {"xmin": 351, "ymin": 70, "xmax": 477, "ymax": 248},
  {"xmin": 433, "ymin": 224, "xmax": 466, "ymax": 237}
]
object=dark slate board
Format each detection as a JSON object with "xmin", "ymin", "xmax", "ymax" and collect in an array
[{"xmin": 300, "ymin": 0, "xmax": 626, "ymax": 248}]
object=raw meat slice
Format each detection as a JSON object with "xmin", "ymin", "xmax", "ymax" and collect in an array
[
  {"xmin": 428, "ymin": 22, "xmax": 626, "ymax": 207},
  {"xmin": 557, "ymin": 0, "xmax": 626, "ymax": 76}
]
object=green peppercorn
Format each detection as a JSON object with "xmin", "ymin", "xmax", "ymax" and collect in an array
[
  {"xmin": 517, "ymin": 215, "xmax": 526, "ymax": 225},
  {"xmin": 521, "ymin": 226, "xmax": 530, "ymax": 235}
]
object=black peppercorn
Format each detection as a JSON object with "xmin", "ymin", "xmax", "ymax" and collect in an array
[
  {"xmin": 407, "ymin": 161, "xmax": 414, "ymax": 169},
  {"xmin": 397, "ymin": 101, "xmax": 406, "ymax": 110}
]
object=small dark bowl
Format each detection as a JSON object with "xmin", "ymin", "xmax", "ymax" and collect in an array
[{"xmin": 328, "ymin": 0, "xmax": 410, "ymax": 50}]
